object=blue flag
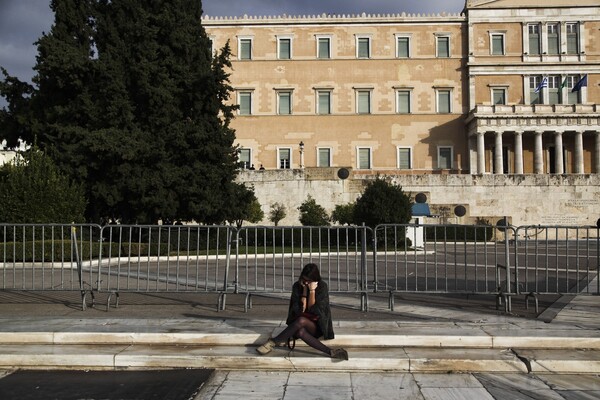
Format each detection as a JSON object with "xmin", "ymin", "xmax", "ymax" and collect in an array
[
  {"xmin": 571, "ymin": 75, "xmax": 587, "ymax": 92},
  {"xmin": 534, "ymin": 77, "xmax": 547, "ymax": 93}
]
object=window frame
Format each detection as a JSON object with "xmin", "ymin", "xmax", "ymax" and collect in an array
[
  {"xmin": 396, "ymin": 89, "xmax": 411, "ymax": 114},
  {"xmin": 316, "ymin": 89, "xmax": 332, "ymax": 115},
  {"xmin": 435, "ymin": 34, "xmax": 451, "ymax": 58},
  {"xmin": 397, "ymin": 147, "xmax": 412, "ymax": 170},
  {"xmin": 238, "ymin": 148, "xmax": 252, "ymax": 170},
  {"xmin": 435, "ymin": 88, "xmax": 452, "ymax": 113},
  {"xmin": 547, "ymin": 23, "xmax": 560, "ymax": 55},
  {"xmin": 317, "ymin": 147, "xmax": 332, "ymax": 167},
  {"xmin": 357, "ymin": 147, "xmax": 372, "ymax": 170},
  {"xmin": 276, "ymin": 90, "xmax": 293, "ymax": 115},
  {"xmin": 316, "ymin": 35, "xmax": 332, "ymax": 59},
  {"xmin": 529, "ymin": 76, "xmax": 544, "ymax": 105},
  {"xmin": 566, "ymin": 23, "xmax": 579, "ymax": 55},
  {"xmin": 437, "ymin": 146, "xmax": 454, "ymax": 170},
  {"xmin": 237, "ymin": 90, "xmax": 253, "ymax": 115},
  {"xmin": 491, "ymin": 87, "xmax": 507, "ymax": 105},
  {"xmin": 528, "ymin": 24, "xmax": 541, "ymax": 55},
  {"xmin": 356, "ymin": 35, "xmax": 371, "ymax": 59},
  {"xmin": 277, "ymin": 147, "xmax": 292, "ymax": 170},
  {"xmin": 277, "ymin": 36, "xmax": 292, "ymax": 60},
  {"xmin": 356, "ymin": 89, "xmax": 372, "ymax": 114},
  {"xmin": 490, "ymin": 32, "xmax": 505, "ymax": 56},
  {"xmin": 238, "ymin": 36, "xmax": 253, "ymax": 60},
  {"xmin": 395, "ymin": 34, "xmax": 411, "ymax": 58}
]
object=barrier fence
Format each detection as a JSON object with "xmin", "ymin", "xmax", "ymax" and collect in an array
[{"xmin": 0, "ymin": 223, "xmax": 598, "ymax": 312}]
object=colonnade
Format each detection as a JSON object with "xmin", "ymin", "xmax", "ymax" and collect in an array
[{"xmin": 474, "ymin": 130, "xmax": 600, "ymax": 174}]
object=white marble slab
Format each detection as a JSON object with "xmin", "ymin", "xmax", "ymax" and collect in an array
[{"xmin": 420, "ymin": 387, "xmax": 495, "ymax": 400}]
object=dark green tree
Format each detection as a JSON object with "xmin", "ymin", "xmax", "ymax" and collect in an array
[
  {"xmin": 0, "ymin": 149, "xmax": 86, "ymax": 224},
  {"xmin": 0, "ymin": 0, "xmax": 252, "ymax": 224},
  {"xmin": 353, "ymin": 177, "xmax": 412, "ymax": 228},
  {"xmin": 331, "ymin": 203, "xmax": 356, "ymax": 226},
  {"xmin": 298, "ymin": 196, "xmax": 330, "ymax": 226}
]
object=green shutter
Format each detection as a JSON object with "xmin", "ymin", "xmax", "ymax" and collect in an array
[
  {"xmin": 397, "ymin": 37, "xmax": 409, "ymax": 57},
  {"xmin": 358, "ymin": 91, "xmax": 370, "ymax": 114},
  {"xmin": 318, "ymin": 92, "xmax": 330, "ymax": 114},
  {"xmin": 318, "ymin": 148, "xmax": 330, "ymax": 167},
  {"xmin": 278, "ymin": 92, "xmax": 291, "ymax": 114}
]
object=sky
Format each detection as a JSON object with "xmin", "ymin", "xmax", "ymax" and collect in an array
[{"xmin": 0, "ymin": 0, "xmax": 466, "ymax": 107}]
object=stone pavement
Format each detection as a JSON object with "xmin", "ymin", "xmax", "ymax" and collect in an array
[{"xmin": 0, "ymin": 288, "xmax": 598, "ymax": 399}]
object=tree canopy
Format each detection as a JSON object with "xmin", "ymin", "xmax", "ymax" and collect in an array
[
  {"xmin": 353, "ymin": 177, "xmax": 412, "ymax": 228},
  {"xmin": 0, "ymin": 0, "xmax": 252, "ymax": 224}
]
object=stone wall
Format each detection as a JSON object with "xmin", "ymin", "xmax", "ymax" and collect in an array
[{"xmin": 237, "ymin": 168, "xmax": 600, "ymax": 227}]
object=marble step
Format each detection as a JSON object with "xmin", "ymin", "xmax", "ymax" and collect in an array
[{"xmin": 0, "ymin": 344, "xmax": 598, "ymax": 373}]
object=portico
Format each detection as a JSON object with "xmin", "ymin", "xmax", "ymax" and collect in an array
[{"xmin": 467, "ymin": 105, "xmax": 600, "ymax": 174}]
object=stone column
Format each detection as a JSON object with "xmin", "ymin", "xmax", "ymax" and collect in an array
[
  {"xmin": 595, "ymin": 131, "xmax": 600, "ymax": 174},
  {"xmin": 554, "ymin": 131, "xmax": 564, "ymax": 174},
  {"xmin": 477, "ymin": 132, "xmax": 485, "ymax": 174},
  {"xmin": 514, "ymin": 131, "xmax": 523, "ymax": 174},
  {"xmin": 574, "ymin": 131, "xmax": 584, "ymax": 174},
  {"xmin": 494, "ymin": 131, "xmax": 504, "ymax": 174},
  {"xmin": 534, "ymin": 131, "xmax": 544, "ymax": 174}
]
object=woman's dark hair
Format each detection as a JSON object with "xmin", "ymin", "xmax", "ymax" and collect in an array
[{"xmin": 300, "ymin": 263, "xmax": 321, "ymax": 282}]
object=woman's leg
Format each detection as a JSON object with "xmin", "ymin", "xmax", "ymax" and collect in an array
[{"xmin": 272, "ymin": 316, "xmax": 331, "ymax": 355}]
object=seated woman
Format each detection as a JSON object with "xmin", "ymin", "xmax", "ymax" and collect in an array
[{"xmin": 256, "ymin": 263, "xmax": 348, "ymax": 360}]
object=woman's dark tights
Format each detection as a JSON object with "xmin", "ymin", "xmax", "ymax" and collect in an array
[{"xmin": 272, "ymin": 317, "xmax": 331, "ymax": 356}]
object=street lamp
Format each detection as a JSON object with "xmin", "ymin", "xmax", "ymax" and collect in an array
[{"xmin": 299, "ymin": 141, "xmax": 305, "ymax": 169}]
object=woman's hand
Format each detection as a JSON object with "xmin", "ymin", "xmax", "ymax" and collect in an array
[{"xmin": 308, "ymin": 281, "xmax": 318, "ymax": 291}]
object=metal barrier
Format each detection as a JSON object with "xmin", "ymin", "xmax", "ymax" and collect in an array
[
  {"xmin": 234, "ymin": 226, "xmax": 371, "ymax": 311},
  {"xmin": 1, "ymin": 223, "xmax": 597, "ymax": 313},
  {"xmin": 513, "ymin": 225, "xmax": 600, "ymax": 312},
  {"xmin": 373, "ymin": 224, "xmax": 517, "ymax": 311},
  {"xmin": 0, "ymin": 224, "xmax": 100, "ymax": 309},
  {"xmin": 96, "ymin": 225, "xmax": 234, "ymax": 310}
]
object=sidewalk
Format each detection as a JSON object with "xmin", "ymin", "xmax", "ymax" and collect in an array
[{"xmin": 0, "ymin": 289, "xmax": 598, "ymax": 374}]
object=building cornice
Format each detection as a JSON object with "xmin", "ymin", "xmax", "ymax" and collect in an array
[{"xmin": 202, "ymin": 12, "xmax": 465, "ymax": 26}]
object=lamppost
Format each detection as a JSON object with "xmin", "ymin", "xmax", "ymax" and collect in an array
[{"xmin": 299, "ymin": 141, "xmax": 305, "ymax": 169}]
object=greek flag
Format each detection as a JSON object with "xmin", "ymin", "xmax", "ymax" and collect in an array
[
  {"xmin": 534, "ymin": 76, "xmax": 548, "ymax": 93},
  {"xmin": 571, "ymin": 75, "xmax": 588, "ymax": 92}
]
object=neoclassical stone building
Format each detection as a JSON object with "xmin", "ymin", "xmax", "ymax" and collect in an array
[
  {"xmin": 204, "ymin": 0, "xmax": 599, "ymax": 175},
  {"xmin": 204, "ymin": 0, "xmax": 600, "ymax": 226}
]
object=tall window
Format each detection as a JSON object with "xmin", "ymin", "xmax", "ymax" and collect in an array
[
  {"xmin": 567, "ymin": 75, "xmax": 582, "ymax": 104},
  {"xmin": 528, "ymin": 24, "xmax": 540, "ymax": 55},
  {"xmin": 566, "ymin": 23, "xmax": 579, "ymax": 55},
  {"xmin": 278, "ymin": 148, "xmax": 291, "ymax": 169},
  {"xmin": 547, "ymin": 23, "xmax": 559, "ymax": 55},
  {"xmin": 356, "ymin": 90, "xmax": 371, "ymax": 114},
  {"xmin": 277, "ymin": 91, "xmax": 292, "ymax": 115},
  {"xmin": 548, "ymin": 76, "xmax": 561, "ymax": 104},
  {"xmin": 436, "ymin": 89, "xmax": 451, "ymax": 113},
  {"xmin": 357, "ymin": 148, "xmax": 371, "ymax": 169},
  {"xmin": 436, "ymin": 36, "xmax": 450, "ymax": 58},
  {"xmin": 396, "ymin": 90, "xmax": 411, "ymax": 113},
  {"xmin": 397, "ymin": 148, "xmax": 412, "ymax": 170},
  {"xmin": 278, "ymin": 37, "xmax": 291, "ymax": 59},
  {"xmin": 238, "ymin": 148, "xmax": 251, "ymax": 169},
  {"xmin": 357, "ymin": 37, "xmax": 370, "ymax": 58},
  {"xmin": 317, "ymin": 90, "xmax": 331, "ymax": 114},
  {"xmin": 529, "ymin": 76, "xmax": 543, "ymax": 104},
  {"xmin": 437, "ymin": 146, "xmax": 453, "ymax": 169},
  {"xmin": 239, "ymin": 38, "xmax": 252, "ymax": 60},
  {"xmin": 318, "ymin": 148, "xmax": 331, "ymax": 167},
  {"xmin": 238, "ymin": 91, "xmax": 252, "ymax": 115},
  {"xmin": 396, "ymin": 36, "xmax": 410, "ymax": 58},
  {"xmin": 492, "ymin": 88, "xmax": 506, "ymax": 105},
  {"xmin": 317, "ymin": 36, "xmax": 331, "ymax": 59},
  {"xmin": 491, "ymin": 33, "xmax": 505, "ymax": 55}
]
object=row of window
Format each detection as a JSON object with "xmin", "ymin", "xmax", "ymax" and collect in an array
[
  {"xmin": 237, "ymin": 88, "xmax": 453, "ymax": 115},
  {"xmin": 236, "ymin": 73, "xmax": 586, "ymax": 116},
  {"xmin": 238, "ymin": 146, "xmax": 454, "ymax": 170},
  {"xmin": 229, "ymin": 22, "xmax": 581, "ymax": 60},
  {"xmin": 235, "ymin": 32, "xmax": 452, "ymax": 60}
]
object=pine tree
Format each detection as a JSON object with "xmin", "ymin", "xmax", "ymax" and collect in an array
[{"xmin": 0, "ymin": 0, "xmax": 252, "ymax": 224}]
